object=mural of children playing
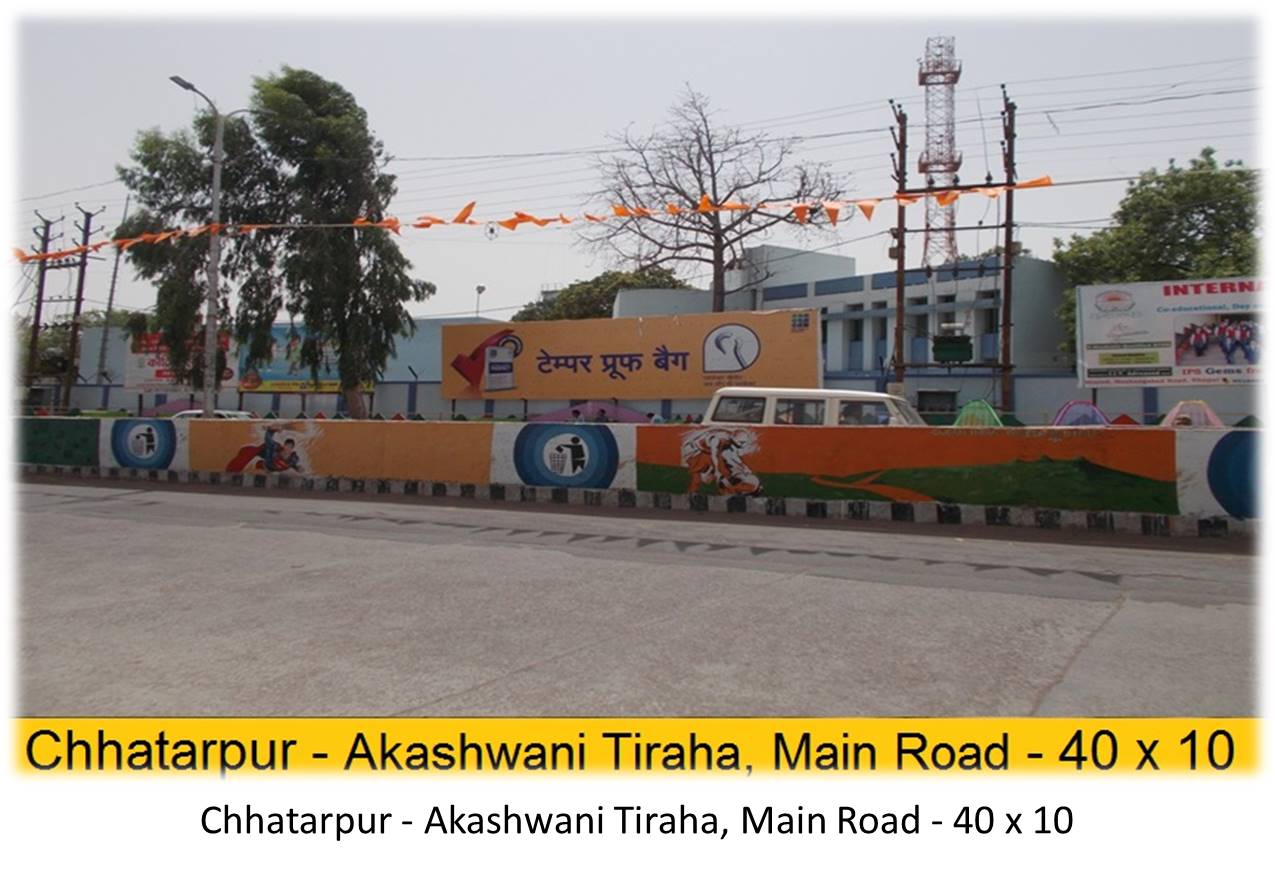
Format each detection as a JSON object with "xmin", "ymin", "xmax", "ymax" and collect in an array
[
  {"xmin": 226, "ymin": 422, "xmax": 309, "ymax": 474},
  {"xmin": 681, "ymin": 428, "xmax": 762, "ymax": 496}
]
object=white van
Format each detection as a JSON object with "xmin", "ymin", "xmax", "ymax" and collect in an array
[{"xmin": 703, "ymin": 387, "xmax": 926, "ymax": 427}]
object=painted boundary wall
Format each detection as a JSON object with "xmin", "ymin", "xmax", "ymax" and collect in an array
[{"xmin": 17, "ymin": 418, "xmax": 1258, "ymax": 528}]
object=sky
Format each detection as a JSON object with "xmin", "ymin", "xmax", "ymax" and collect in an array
[{"xmin": 9, "ymin": 11, "xmax": 1261, "ymax": 328}]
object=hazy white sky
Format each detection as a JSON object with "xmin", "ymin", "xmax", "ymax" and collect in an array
[{"xmin": 11, "ymin": 12, "xmax": 1260, "ymax": 325}]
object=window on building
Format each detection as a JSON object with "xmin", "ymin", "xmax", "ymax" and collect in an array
[
  {"xmin": 712, "ymin": 396, "xmax": 766, "ymax": 424},
  {"xmin": 849, "ymin": 320, "xmax": 864, "ymax": 341},
  {"xmin": 775, "ymin": 399, "xmax": 826, "ymax": 426},
  {"xmin": 938, "ymin": 294, "xmax": 957, "ymax": 304},
  {"xmin": 916, "ymin": 391, "xmax": 958, "ymax": 413},
  {"xmin": 982, "ymin": 307, "xmax": 999, "ymax": 333}
]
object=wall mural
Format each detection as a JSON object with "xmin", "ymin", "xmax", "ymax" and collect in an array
[
  {"xmin": 490, "ymin": 423, "xmax": 635, "ymax": 490},
  {"xmin": 1176, "ymin": 429, "xmax": 1258, "ymax": 520},
  {"xmin": 101, "ymin": 418, "xmax": 188, "ymax": 471},
  {"xmin": 17, "ymin": 418, "xmax": 1258, "ymax": 520},
  {"xmin": 19, "ymin": 418, "xmax": 100, "ymax": 467},
  {"xmin": 639, "ymin": 426, "xmax": 1182, "ymax": 515}
]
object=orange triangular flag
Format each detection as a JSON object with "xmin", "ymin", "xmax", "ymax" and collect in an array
[
  {"xmin": 612, "ymin": 205, "xmax": 633, "ymax": 218},
  {"xmin": 381, "ymin": 217, "xmax": 402, "ymax": 235},
  {"xmin": 497, "ymin": 218, "xmax": 520, "ymax": 231},
  {"xmin": 824, "ymin": 205, "xmax": 841, "ymax": 227},
  {"xmin": 974, "ymin": 187, "xmax": 1002, "ymax": 199},
  {"xmin": 632, "ymin": 207, "xmax": 652, "ymax": 218},
  {"xmin": 718, "ymin": 201, "xmax": 748, "ymax": 212},
  {"xmin": 557, "ymin": 213, "xmax": 572, "ymax": 224},
  {"xmin": 514, "ymin": 211, "xmax": 550, "ymax": 227},
  {"xmin": 353, "ymin": 217, "xmax": 371, "ymax": 226},
  {"xmin": 697, "ymin": 194, "xmax": 714, "ymax": 213},
  {"xmin": 13, "ymin": 247, "xmax": 31, "ymax": 263},
  {"xmin": 665, "ymin": 203, "xmax": 682, "ymax": 215},
  {"xmin": 413, "ymin": 215, "xmax": 446, "ymax": 228},
  {"xmin": 792, "ymin": 205, "xmax": 810, "ymax": 224},
  {"xmin": 584, "ymin": 214, "xmax": 607, "ymax": 222},
  {"xmin": 855, "ymin": 199, "xmax": 878, "ymax": 220},
  {"xmin": 894, "ymin": 193, "xmax": 920, "ymax": 205},
  {"xmin": 1014, "ymin": 175, "xmax": 1053, "ymax": 189},
  {"xmin": 935, "ymin": 190, "xmax": 961, "ymax": 207},
  {"xmin": 186, "ymin": 224, "xmax": 211, "ymax": 237},
  {"xmin": 452, "ymin": 201, "xmax": 477, "ymax": 224}
]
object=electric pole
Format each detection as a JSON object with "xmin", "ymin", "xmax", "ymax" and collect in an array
[
  {"xmin": 96, "ymin": 194, "xmax": 130, "ymax": 388},
  {"xmin": 1000, "ymin": 86, "xmax": 1017, "ymax": 414},
  {"xmin": 61, "ymin": 203, "xmax": 106, "ymax": 410},
  {"xmin": 889, "ymin": 100, "xmax": 908, "ymax": 386},
  {"xmin": 24, "ymin": 211, "xmax": 62, "ymax": 397}
]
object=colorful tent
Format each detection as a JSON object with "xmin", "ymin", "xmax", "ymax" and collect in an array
[
  {"xmin": 1159, "ymin": 400, "xmax": 1226, "ymax": 428},
  {"xmin": 952, "ymin": 399, "xmax": 1003, "ymax": 428},
  {"xmin": 1051, "ymin": 400, "xmax": 1111, "ymax": 427}
]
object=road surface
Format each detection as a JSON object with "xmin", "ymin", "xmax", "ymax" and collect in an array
[{"xmin": 19, "ymin": 481, "xmax": 1255, "ymax": 716}]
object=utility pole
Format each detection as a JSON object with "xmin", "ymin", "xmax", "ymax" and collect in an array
[
  {"xmin": 61, "ymin": 204, "xmax": 106, "ymax": 410},
  {"xmin": 24, "ymin": 211, "xmax": 61, "ymax": 397},
  {"xmin": 1000, "ymin": 86, "xmax": 1017, "ymax": 414},
  {"xmin": 96, "ymin": 194, "xmax": 130, "ymax": 388},
  {"xmin": 889, "ymin": 100, "xmax": 908, "ymax": 386}
]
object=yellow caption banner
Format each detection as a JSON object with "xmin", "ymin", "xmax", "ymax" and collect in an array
[{"xmin": 15, "ymin": 718, "xmax": 1258, "ymax": 776}]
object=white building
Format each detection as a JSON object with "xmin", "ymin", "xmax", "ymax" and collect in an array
[{"xmin": 613, "ymin": 245, "xmax": 1258, "ymax": 425}]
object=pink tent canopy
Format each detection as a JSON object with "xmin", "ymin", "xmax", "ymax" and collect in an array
[
  {"xmin": 529, "ymin": 401, "xmax": 649, "ymax": 424},
  {"xmin": 1051, "ymin": 400, "xmax": 1111, "ymax": 427},
  {"xmin": 1160, "ymin": 400, "xmax": 1227, "ymax": 428}
]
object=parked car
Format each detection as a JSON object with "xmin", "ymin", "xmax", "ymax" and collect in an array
[
  {"xmin": 171, "ymin": 409, "xmax": 256, "ymax": 420},
  {"xmin": 702, "ymin": 387, "xmax": 926, "ymax": 427}
]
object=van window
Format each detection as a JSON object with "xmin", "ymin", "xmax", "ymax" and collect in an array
[
  {"xmin": 889, "ymin": 400, "xmax": 927, "ymax": 426},
  {"xmin": 775, "ymin": 399, "xmax": 825, "ymax": 426},
  {"xmin": 838, "ymin": 400, "xmax": 891, "ymax": 426},
  {"xmin": 713, "ymin": 396, "xmax": 766, "ymax": 424}
]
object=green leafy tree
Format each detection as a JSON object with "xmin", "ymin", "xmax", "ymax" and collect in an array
[
  {"xmin": 117, "ymin": 67, "xmax": 434, "ymax": 417},
  {"xmin": 512, "ymin": 267, "xmax": 688, "ymax": 321},
  {"xmin": 1052, "ymin": 148, "xmax": 1258, "ymax": 353}
]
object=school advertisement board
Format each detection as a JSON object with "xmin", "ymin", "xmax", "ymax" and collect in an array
[
  {"xmin": 236, "ymin": 325, "xmax": 343, "ymax": 393},
  {"xmin": 1076, "ymin": 278, "xmax": 1261, "ymax": 387},
  {"xmin": 123, "ymin": 331, "xmax": 237, "ymax": 392},
  {"xmin": 442, "ymin": 310, "xmax": 821, "ymax": 400}
]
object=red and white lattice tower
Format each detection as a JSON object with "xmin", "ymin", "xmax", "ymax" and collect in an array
[{"xmin": 917, "ymin": 36, "xmax": 962, "ymax": 267}]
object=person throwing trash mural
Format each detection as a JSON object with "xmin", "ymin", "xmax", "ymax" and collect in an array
[{"xmin": 680, "ymin": 428, "xmax": 762, "ymax": 496}]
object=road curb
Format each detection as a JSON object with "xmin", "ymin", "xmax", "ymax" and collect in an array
[{"xmin": 20, "ymin": 463, "xmax": 1254, "ymax": 540}]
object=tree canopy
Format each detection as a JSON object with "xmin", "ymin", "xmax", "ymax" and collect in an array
[
  {"xmin": 511, "ymin": 267, "xmax": 687, "ymax": 321},
  {"xmin": 116, "ymin": 66, "xmax": 434, "ymax": 417},
  {"xmin": 1052, "ymin": 148, "xmax": 1259, "ymax": 353},
  {"xmin": 581, "ymin": 87, "xmax": 842, "ymax": 312}
]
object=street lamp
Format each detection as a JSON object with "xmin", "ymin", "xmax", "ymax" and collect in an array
[{"xmin": 170, "ymin": 75, "xmax": 229, "ymax": 418}]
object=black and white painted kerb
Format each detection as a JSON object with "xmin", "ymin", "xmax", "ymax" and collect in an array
[{"xmin": 20, "ymin": 462, "xmax": 1252, "ymax": 540}]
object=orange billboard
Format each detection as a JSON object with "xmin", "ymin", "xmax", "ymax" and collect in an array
[{"xmin": 441, "ymin": 310, "xmax": 821, "ymax": 400}]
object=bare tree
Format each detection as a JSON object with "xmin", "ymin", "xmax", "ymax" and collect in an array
[{"xmin": 582, "ymin": 87, "xmax": 844, "ymax": 312}]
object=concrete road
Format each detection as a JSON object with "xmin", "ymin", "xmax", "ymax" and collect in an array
[{"xmin": 18, "ymin": 481, "xmax": 1256, "ymax": 716}]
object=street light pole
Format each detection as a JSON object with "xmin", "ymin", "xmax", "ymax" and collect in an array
[{"xmin": 171, "ymin": 75, "xmax": 225, "ymax": 417}]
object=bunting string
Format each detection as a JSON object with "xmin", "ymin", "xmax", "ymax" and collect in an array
[{"xmin": 12, "ymin": 176, "xmax": 1052, "ymax": 264}]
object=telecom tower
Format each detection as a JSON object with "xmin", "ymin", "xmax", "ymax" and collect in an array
[{"xmin": 917, "ymin": 36, "xmax": 962, "ymax": 267}]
